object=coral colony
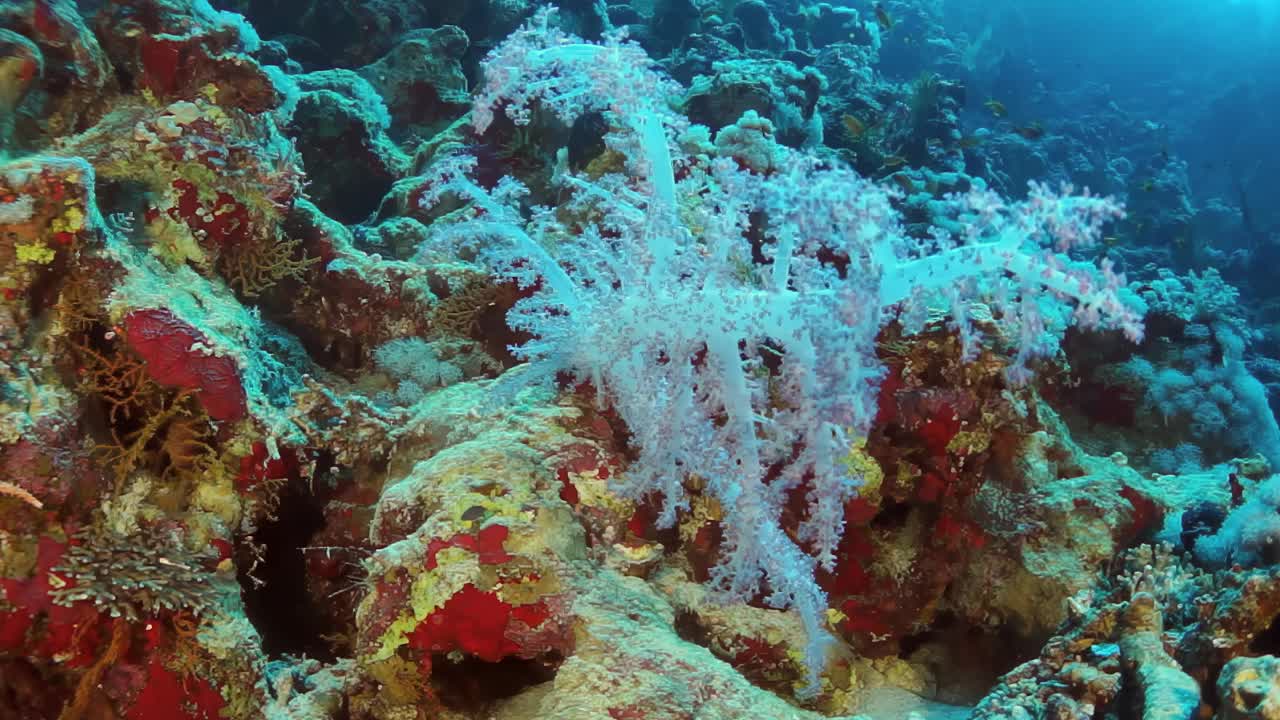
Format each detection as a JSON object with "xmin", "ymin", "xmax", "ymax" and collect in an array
[{"xmin": 1, "ymin": 1, "xmax": 1279, "ymax": 718}]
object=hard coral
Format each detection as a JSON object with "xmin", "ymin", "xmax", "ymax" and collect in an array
[{"xmin": 50, "ymin": 527, "xmax": 213, "ymax": 622}]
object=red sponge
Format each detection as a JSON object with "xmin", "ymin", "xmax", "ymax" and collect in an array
[{"xmin": 125, "ymin": 309, "xmax": 247, "ymax": 421}]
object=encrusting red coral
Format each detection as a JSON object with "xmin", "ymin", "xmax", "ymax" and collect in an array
[
  {"xmin": 124, "ymin": 656, "xmax": 225, "ymax": 720},
  {"xmin": 0, "ymin": 536, "xmax": 103, "ymax": 667},
  {"xmin": 425, "ymin": 524, "xmax": 512, "ymax": 570},
  {"xmin": 405, "ymin": 584, "xmax": 552, "ymax": 670}
]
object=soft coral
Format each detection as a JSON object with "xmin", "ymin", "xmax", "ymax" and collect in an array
[{"xmin": 420, "ymin": 7, "xmax": 1144, "ymax": 693}]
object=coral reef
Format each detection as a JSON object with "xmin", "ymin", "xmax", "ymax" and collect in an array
[{"xmin": 2, "ymin": 1, "xmax": 1280, "ymax": 719}]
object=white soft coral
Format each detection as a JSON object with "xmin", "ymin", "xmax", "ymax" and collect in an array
[{"xmin": 419, "ymin": 8, "xmax": 1144, "ymax": 694}]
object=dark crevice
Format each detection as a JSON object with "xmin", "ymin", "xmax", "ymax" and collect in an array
[
  {"xmin": 430, "ymin": 654, "xmax": 561, "ymax": 711},
  {"xmin": 672, "ymin": 608, "xmax": 710, "ymax": 647},
  {"xmin": 236, "ymin": 475, "xmax": 337, "ymax": 661},
  {"xmin": 0, "ymin": 658, "xmax": 66, "ymax": 719},
  {"xmin": 899, "ymin": 612, "xmax": 1040, "ymax": 706},
  {"xmin": 1249, "ymin": 612, "xmax": 1280, "ymax": 655}
]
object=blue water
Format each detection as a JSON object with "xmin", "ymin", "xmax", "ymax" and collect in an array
[{"xmin": 943, "ymin": 0, "xmax": 1280, "ymax": 208}]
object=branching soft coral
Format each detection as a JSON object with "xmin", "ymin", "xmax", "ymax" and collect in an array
[
  {"xmin": 1196, "ymin": 473, "xmax": 1280, "ymax": 568},
  {"xmin": 420, "ymin": 6, "xmax": 1145, "ymax": 693}
]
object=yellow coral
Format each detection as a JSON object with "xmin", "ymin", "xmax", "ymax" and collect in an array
[
  {"xmin": 190, "ymin": 465, "xmax": 242, "ymax": 529},
  {"xmin": 58, "ymin": 205, "xmax": 85, "ymax": 232},
  {"xmin": 15, "ymin": 242, "xmax": 55, "ymax": 264},
  {"xmin": 499, "ymin": 573, "xmax": 560, "ymax": 604},
  {"xmin": 679, "ymin": 494, "xmax": 724, "ymax": 544},
  {"xmin": 840, "ymin": 436, "xmax": 884, "ymax": 501},
  {"xmin": 564, "ymin": 465, "xmax": 633, "ymax": 515},
  {"xmin": 147, "ymin": 214, "xmax": 208, "ymax": 268},
  {"xmin": 363, "ymin": 656, "xmax": 425, "ymax": 707},
  {"xmin": 949, "ymin": 428, "xmax": 991, "ymax": 455}
]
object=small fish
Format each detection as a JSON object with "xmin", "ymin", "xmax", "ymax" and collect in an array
[
  {"xmin": 958, "ymin": 135, "xmax": 983, "ymax": 149},
  {"xmin": 1140, "ymin": 179, "xmax": 1155, "ymax": 192},
  {"xmin": 842, "ymin": 114, "xmax": 867, "ymax": 139},
  {"xmin": 926, "ymin": 138, "xmax": 943, "ymax": 150},
  {"xmin": 874, "ymin": 3, "xmax": 894, "ymax": 31},
  {"xmin": 1102, "ymin": 235, "xmax": 1120, "ymax": 247},
  {"xmin": 891, "ymin": 174, "xmax": 916, "ymax": 193},
  {"xmin": 984, "ymin": 99, "xmax": 1007, "ymax": 117},
  {"xmin": 881, "ymin": 155, "xmax": 907, "ymax": 169},
  {"xmin": 1014, "ymin": 122, "xmax": 1045, "ymax": 140}
]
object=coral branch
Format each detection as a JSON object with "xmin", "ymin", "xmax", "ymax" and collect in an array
[{"xmin": 0, "ymin": 480, "xmax": 43, "ymax": 509}]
